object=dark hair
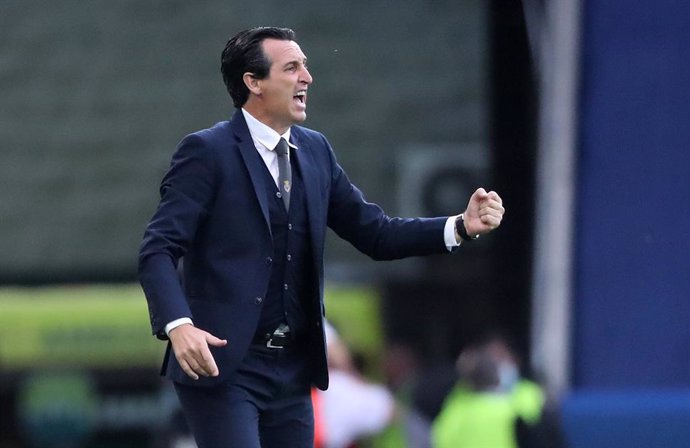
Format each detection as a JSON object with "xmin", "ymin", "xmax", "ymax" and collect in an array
[{"xmin": 221, "ymin": 27, "xmax": 296, "ymax": 108}]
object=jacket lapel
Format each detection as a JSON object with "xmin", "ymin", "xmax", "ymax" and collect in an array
[
  {"xmin": 291, "ymin": 132, "xmax": 325, "ymax": 264},
  {"xmin": 232, "ymin": 111, "xmax": 272, "ymax": 235}
]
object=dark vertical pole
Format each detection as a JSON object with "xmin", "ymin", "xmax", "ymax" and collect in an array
[{"xmin": 488, "ymin": 0, "xmax": 538, "ymax": 367}]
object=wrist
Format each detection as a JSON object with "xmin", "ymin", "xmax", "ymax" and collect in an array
[
  {"xmin": 165, "ymin": 318, "xmax": 194, "ymax": 337},
  {"xmin": 455, "ymin": 214, "xmax": 479, "ymax": 242}
]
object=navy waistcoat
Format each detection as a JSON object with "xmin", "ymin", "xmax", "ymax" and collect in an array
[{"xmin": 256, "ymin": 149, "xmax": 313, "ymax": 338}]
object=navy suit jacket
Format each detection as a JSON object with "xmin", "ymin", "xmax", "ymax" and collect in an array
[{"xmin": 138, "ymin": 110, "xmax": 450, "ymax": 389}]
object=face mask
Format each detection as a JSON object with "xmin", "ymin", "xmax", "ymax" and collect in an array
[{"xmin": 498, "ymin": 362, "xmax": 519, "ymax": 392}]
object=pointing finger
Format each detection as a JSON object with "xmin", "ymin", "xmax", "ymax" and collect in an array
[{"xmin": 206, "ymin": 334, "xmax": 228, "ymax": 347}]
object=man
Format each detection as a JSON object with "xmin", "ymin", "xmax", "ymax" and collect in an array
[{"xmin": 138, "ymin": 26, "xmax": 504, "ymax": 448}]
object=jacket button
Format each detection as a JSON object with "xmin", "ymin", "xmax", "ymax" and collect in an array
[
  {"xmin": 255, "ymin": 297, "xmax": 263, "ymax": 305},
  {"xmin": 266, "ymin": 257, "xmax": 273, "ymax": 264}
]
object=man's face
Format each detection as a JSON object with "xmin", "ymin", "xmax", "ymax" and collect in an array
[{"xmin": 250, "ymin": 38, "xmax": 312, "ymax": 133}]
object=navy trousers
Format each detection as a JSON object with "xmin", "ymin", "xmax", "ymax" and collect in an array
[{"xmin": 174, "ymin": 344, "xmax": 314, "ymax": 448}]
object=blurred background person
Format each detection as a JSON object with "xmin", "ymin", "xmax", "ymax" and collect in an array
[
  {"xmin": 312, "ymin": 322, "xmax": 395, "ymax": 448},
  {"xmin": 431, "ymin": 333, "xmax": 561, "ymax": 448},
  {"xmin": 373, "ymin": 342, "xmax": 438, "ymax": 448}
]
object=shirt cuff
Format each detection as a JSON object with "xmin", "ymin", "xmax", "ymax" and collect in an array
[
  {"xmin": 165, "ymin": 317, "xmax": 193, "ymax": 336},
  {"xmin": 444, "ymin": 215, "xmax": 462, "ymax": 251}
]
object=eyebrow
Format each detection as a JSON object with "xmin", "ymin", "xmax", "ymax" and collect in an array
[{"xmin": 283, "ymin": 58, "xmax": 308, "ymax": 68}]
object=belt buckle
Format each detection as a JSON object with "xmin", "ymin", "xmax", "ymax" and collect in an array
[
  {"xmin": 266, "ymin": 337, "xmax": 285, "ymax": 349},
  {"xmin": 266, "ymin": 323, "xmax": 290, "ymax": 349}
]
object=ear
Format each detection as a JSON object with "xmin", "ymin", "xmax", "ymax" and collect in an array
[{"xmin": 243, "ymin": 72, "xmax": 261, "ymax": 96}]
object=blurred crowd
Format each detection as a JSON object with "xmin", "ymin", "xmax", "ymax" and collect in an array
[{"xmin": 165, "ymin": 323, "xmax": 564, "ymax": 448}]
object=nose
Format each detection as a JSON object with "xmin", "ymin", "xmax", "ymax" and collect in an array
[{"xmin": 300, "ymin": 66, "xmax": 313, "ymax": 85}]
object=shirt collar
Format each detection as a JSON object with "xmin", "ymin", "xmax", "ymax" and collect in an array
[{"xmin": 241, "ymin": 108, "xmax": 297, "ymax": 151}]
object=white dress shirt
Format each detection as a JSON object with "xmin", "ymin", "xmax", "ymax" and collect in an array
[{"xmin": 242, "ymin": 108, "xmax": 298, "ymax": 187}]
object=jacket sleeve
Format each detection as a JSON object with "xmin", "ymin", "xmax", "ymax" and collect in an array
[
  {"xmin": 138, "ymin": 134, "xmax": 217, "ymax": 338},
  {"xmin": 323, "ymin": 135, "xmax": 449, "ymax": 261}
]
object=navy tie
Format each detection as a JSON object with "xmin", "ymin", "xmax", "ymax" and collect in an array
[{"xmin": 274, "ymin": 138, "xmax": 291, "ymax": 211}]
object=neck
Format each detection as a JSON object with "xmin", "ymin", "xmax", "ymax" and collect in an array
[{"xmin": 242, "ymin": 103, "xmax": 290, "ymax": 135}]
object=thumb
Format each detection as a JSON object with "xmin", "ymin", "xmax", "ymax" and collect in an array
[{"xmin": 205, "ymin": 332, "xmax": 228, "ymax": 347}]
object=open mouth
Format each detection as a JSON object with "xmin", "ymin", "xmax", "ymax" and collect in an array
[{"xmin": 293, "ymin": 91, "xmax": 307, "ymax": 105}]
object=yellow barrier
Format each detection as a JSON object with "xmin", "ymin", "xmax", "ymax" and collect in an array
[
  {"xmin": 0, "ymin": 285, "xmax": 162, "ymax": 370},
  {"xmin": 0, "ymin": 283, "xmax": 381, "ymax": 371}
]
